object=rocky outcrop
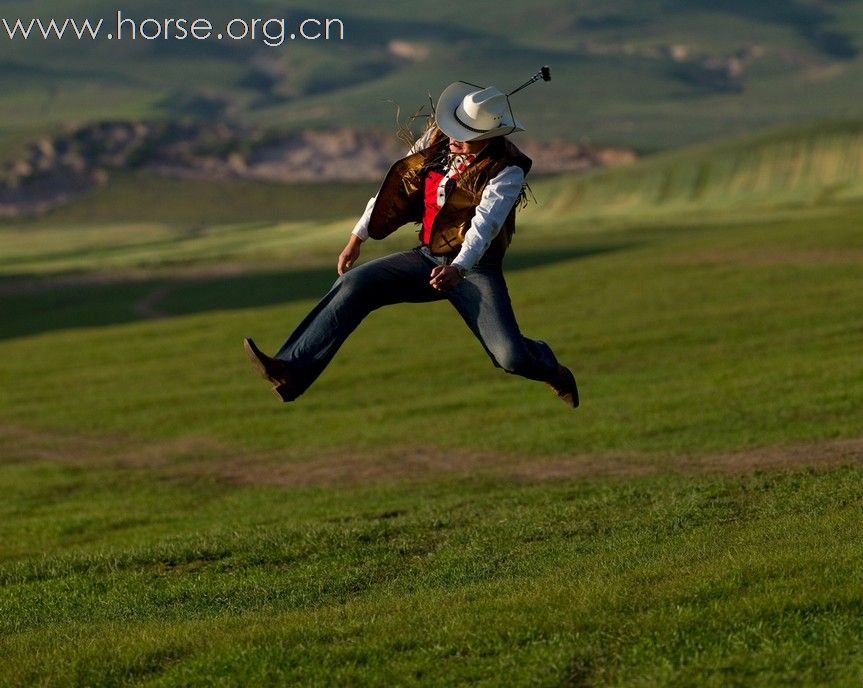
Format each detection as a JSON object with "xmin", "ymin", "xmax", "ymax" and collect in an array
[
  {"xmin": 0, "ymin": 120, "xmax": 637, "ymax": 218},
  {"xmin": 516, "ymin": 139, "xmax": 637, "ymax": 174}
]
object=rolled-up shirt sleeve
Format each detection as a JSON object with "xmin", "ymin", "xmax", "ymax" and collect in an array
[
  {"xmin": 351, "ymin": 195, "xmax": 376, "ymax": 241},
  {"xmin": 351, "ymin": 129, "xmax": 434, "ymax": 241},
  {"xmin": 451, "ymin": 165, "xmax": 525, "ymax": 273}
]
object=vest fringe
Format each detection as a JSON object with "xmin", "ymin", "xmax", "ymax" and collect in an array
[{"xmin": 518, "ymin": 181, "xmax": 535, "ymax": 210}]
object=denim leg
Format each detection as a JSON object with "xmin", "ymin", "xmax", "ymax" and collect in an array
[
  {"xmin": 274, "ymin": 249, "xmax": 444, "ymax": 392},
  {"xmin": 447, "ymin": 259, "xmax": 560, "ymax": 382}
]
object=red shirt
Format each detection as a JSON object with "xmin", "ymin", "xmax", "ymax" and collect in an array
[
  {"xmin": 421, "ymin": 170, "xmax": 447, "ymax": 245},
  {"xmin": 420, "ymin": 154, "xmax": 476, "ymax": 245}
]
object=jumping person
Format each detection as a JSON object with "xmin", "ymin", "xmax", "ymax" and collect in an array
[{"xmin": 244, "ymin": 75, "xmax": 578, "ymax": 408}]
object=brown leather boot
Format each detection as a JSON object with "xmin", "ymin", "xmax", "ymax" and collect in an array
[
  {"xmin": 547, "ymin": 364, "xmax": 579, "ymax": 408},
  {"xmin": 243, "ymin": 338, "xmax": 302, "ymax": 402}
]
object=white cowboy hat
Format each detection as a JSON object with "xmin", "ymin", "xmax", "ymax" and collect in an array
[{"xmin": 435, "ymin": 81, "xmax": 524, "ymax": 142}]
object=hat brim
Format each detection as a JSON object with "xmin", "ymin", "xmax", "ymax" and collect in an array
[{"xmin": 435, "ymin": 81, "xmax": 524, "ymax": 142}]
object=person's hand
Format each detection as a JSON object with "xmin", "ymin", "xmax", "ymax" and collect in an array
[
  {"xmin": 429, "ymin": 265, "xmax": 464, "ymax": 292},
  {"xmin": 337, "ymin": 235, "xmax": 363, "ymax": 275}
]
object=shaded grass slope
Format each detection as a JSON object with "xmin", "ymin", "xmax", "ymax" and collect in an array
[{"xmin": 0, "ymin": 199, "xmax": 861, "ymax": 457}]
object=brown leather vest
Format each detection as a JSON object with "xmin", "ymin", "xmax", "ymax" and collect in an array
[{"xmin": 367, "ymin": 127, "xmax": 532, "ymax": 256}]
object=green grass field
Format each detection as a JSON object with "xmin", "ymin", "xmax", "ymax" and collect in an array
[{"xmin": 1, "ymin": 124, "xmax": 862, "ymax": 685}]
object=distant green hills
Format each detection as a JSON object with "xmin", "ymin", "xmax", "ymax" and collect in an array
[{"xmin": 1, "ymin": 0, "xmax": 863, "ymax": 155}]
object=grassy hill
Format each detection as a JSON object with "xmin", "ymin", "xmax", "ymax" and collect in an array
[
  {"xmin": 0, "ymin": 123, "xmax": 862, "ymax": 684},
  {"xmin": 1, "ymin": 0, "xmax": 863, "ymax": 154},
  {"xmin": 529, "ymin": 119, "xmax": 863, "ymax": 221}
]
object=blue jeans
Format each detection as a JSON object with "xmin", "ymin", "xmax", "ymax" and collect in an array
[{"xmin": 274, "ymin": 246, "xmax": 560, "ymax": 395}]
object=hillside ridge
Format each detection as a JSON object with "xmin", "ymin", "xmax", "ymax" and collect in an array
[{"xmin": 528, "ymin": 119, "xmax": 863, "ymax": 220}]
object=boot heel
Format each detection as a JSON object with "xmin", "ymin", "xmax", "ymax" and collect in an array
[{"xmin": 272, "ymin": 382, "xmax": 300, "ymax": 403}]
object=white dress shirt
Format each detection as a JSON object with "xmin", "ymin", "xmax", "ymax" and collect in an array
[{"xmin": 350, "ymin": 132, "xmax": 525, "ymax": 272}]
